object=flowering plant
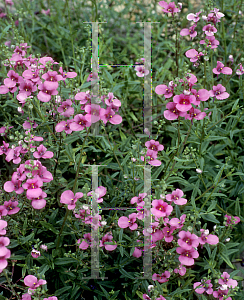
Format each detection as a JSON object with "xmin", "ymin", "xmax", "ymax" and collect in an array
[{"xmin": 0, "ymin": 0, "xmax": 243, "ymax": 299}]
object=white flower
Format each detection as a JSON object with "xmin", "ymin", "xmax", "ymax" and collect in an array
[
  {"xmin": 213, "ymin": 225, "xmax": 217, "ymax": 230},
  {"xmin": 83, "ymin": 204, "xmax": 89, "ymax": 210},
  {"xmin": 148, "ymin": 285, "xmax": 154, "ymax": 292},
  {"xmin": 196, "ymin": 168, "xmax": 203, "ymax": 174},
  {"xmin": 204, "ymin": 229, "xmax": 209, "ymax": 235},
  {"xmin": 225, "ymin": 238, "xmax": 230, "ymax": 242},
  {"xmin": 101, "ymin": 221, "xmax": 107, "ymax": 226},
  {"xmin": 220, "ymin": 284, "xmax": 228, "ymax": 290}
]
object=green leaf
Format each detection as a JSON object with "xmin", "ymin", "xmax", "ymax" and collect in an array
[
  {"xmin": 136, "ymin": 291, "xmax": 144, "ymax": 300},
  {"xmin": 109, "ymin": 290, "xmax": 120, "ymax": 300},
  {"xmin": 54, "ymin": 258, "xmax": 77, "ymax": 265},
  {"xmin": 219, "ymin": 253, "xmax": 235, "ymax": 269},
  {"xmin": 119, "ymin": 268, "xmax": 135, "ymax": 280},
  {"xmin": 201, "ymin": 213, "xmax": 220, "ymax": 223},
  {"xmin": 104, "ymin": 69, "xmax": 113, "ymax": 83},
  {"xmin": 55, "ymin": 286, "xmax": 72, "ymax": 297},
  {"xmin": 119, "ymin": 245, "xmax": 124, "ymax": 257},
  {"xmin": 99, "ymin": 285, "xmax": 110, "ymax": 298},
  {"xmin": 39, "ymin": 221, "xmax": 59, "ymax": 234}
]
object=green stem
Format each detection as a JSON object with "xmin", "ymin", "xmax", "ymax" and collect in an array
[
  {"xmin": 32, "ymin": 98, "xmax": 58, "ymax": 142},
  {"xmin": 3, "ymin": 270, "xmax": 20, "ymax": 300},
  {"xmin": 163, "ymin": 122, "xmax": 192, "ymax": 181},
  {"xmin": 55, "ymin": 127, "xmax": 91, "ymax": 251},
  {"xmin": 103, "ymin": 126, "xmax": 124, "ymax": 174}
]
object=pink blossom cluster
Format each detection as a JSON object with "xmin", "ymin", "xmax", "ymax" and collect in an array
[
  {"xmin": 21, "ymin": 274, "xmax": 58, "ymax": 299},
  {"xmin": 193, "ymin": 271, "xmax": 238, "ymax": 299},
  {"xmin": 140, "ymin": 139, "xmax": 164, "ymax": 166},
  {"xmin": 0, "ymin": 220, "xmax": 11, "ymax": 274},
  {"xmin": 59, "ymin": 187, "xmax": 117, "ymax": 251},
  {"xmin": 158, "ymin": 1, "xmax": 182, "ymax": 17},
  {"xmin": 3, "ymin": 158, "xmax": 53, "ymax": 210},
  {"xmin": 0, "ymin": 44, "xmax": 122, "ymax": 136},
  {"xmin": 156, "ymin": 74, "xmax": 209, "ymax": 123}
]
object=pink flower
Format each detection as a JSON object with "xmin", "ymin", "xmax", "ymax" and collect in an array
[
  {"xmin": 43, "ymin": 297, "xmax": 58, "ymax": 300},
  {"xmin": 42, "ymin": 71, "xmax": 63, "ymax": 90},
  {"xmin": 200, "ymin": 36, "xmax": 219, "ymax": 49},
  {"xmin": 158, "ymin": 1, "xmax": 179, "ymax": 16},
  {"xmin": 187, "ymin": 11, "xmax": 201, "ymax": 22},
  {"xmin": 151, "ymin": 199, "xmax": 173, "ymax": 218},
  {"xmin": 152, "ymin": 271, "xmax": 170, "ymax": 283},
  {"xmin": 185, "ymin": 49, "xmax": 204, "ymax": 62},
  {"xmin": 0, "ymin": 246, "xmax": 11, "ymax": 270},
  {"xmin": 135, "ymin": 65, "xmax": 149, "ymax": 77},
  {"xmin": 173, "ymin": 94, "xmax": 197, "ymax": 112},
  {"xmin": 213, "ymin": 61, "xmax": 232, "ymax": 75},
  {"xmin": 141, "ymin": 149, "xmax": 161, "ymax": 166},
  {"xmin": 57, "ymin": 99, "xmax": 74, "ymax": 117},
  {"xmin": 22, "ymin": 69, "xmax": 42, "ymax": 85},
  {"xmin": 174, "ymin": 264, "xmax": 186, "ymax": 276},
  {"xmin": 176, "ymin": 246, "xmax": 199, "ymax": 266},
  {"xmin": 100, "ymin": 233, "xmax": 117, "ymax": 251},
  {"xmin": 37, "ymin": 82, "xmax": 58, "ymax": 102},
  {"xmin": 59, "ymin": 66, "xmax": 77, "ymax": 82},
  {"xmin": 3, "ymin": 199, "xmax": 20, "ymax": 215},
  {"xmin": 162, "ymin": 226, "xmax": 175, "ymax": 242},
  {"xmin": 22, "ymin": 178, "xmax": 43, "ymax": 198},
  {"xmin": 27, "ymin": 191, "xmax": 47, "ymax": 210},
  {"xmin": 23, "ymin": 120, "xmax": 38, "ymax": 130},
  {"xmin": 202, "ymin": 24, "xmax": 217, "ymax": 36},
  {"xmin": 105, "ymin": 92, "xmax": 121, "ymax": 107},
  {"xmin": 0, "ymin": 220, "xmax": 7, "ymax": 235},
  {"xmin": 0, "ymin": 236, "xmax": 10, "ymax": 249},
  {"xmin": 70, "ymin": 114, "xmax": 91, "ymax": 131},
  {"xmin": 41, "ymin": 9, "xmax": 50, "ymax": 15},
  {"xmin": 19, "ymin": 79, "xmax": 37, "ymax": 96},
  {"xmin": 87, "ymin": 186, "xmax": 106, "ymax": 203},
  {"xmin": 212, "ymin": 288, "xmax": 231, "ymax": 299},
  {"xmin": 100, "ymin": 107, "xmax": 122, "ymax": 125},
  {"xmin": 4, "ymin": 70, "xmax": 21, "ymax": 88},
  {"xmin": 164, "ymin": 102, "xmax": 187, "ymax": 120},
  {"xmin": 191, "ymin": 88, "xmax": 210, "ymax": 105},
  {"xmin": 40, "ymin": 244, "xmax": 48, "ymax": 251},
  {"xmin": 85, "ymin": 104, "xmax": 102, "ymax": 124},
  {"xmin": 31, "ymin": 249, "xmax": 41, "ymax": 258},
  {"xmin": 0, "ymin": 206, "xmax": 8, "ymax": 219},
  {"xmin": 198, "ymin": 229, "xmax": 219, "ymax": 246},
  {"xmin": 193, "ymin": 279, "xmax": 213, "ymax": 294},
  {"xmin": 145, "ymin": 140, "xmax": 164, "ymax": 152},
  {"xmin": 4, "ymin": 173, "xmax": 24, "ymax": 194},
  {"xmin": 218, "ymin": 272, "xmax": 238, "ymax": 288},
  {"xmin": 33, "ymin": 144, "xmax": 54, "ymax": 159},
  {"xmin": 55, "ymin": 119, "xmax": 73, "ymax": 134},
  {"xmin": 178, "ymin": 231, "xmax": 199, "ymax": 250},
  {"xmin": 156, "ymin": 296, "xmax": 166, "ymax": 300},
  {"xmin": 236, "ymin": 63, "xmax": 244, "ymax": 76},
  {"xmin": 143, "ymin": 294, "xmax": 151, "ymax": 300},
  {"xmin": 184, "ymin": 107, "xmax": 206, "ymax": 124},
  {"xmin": 87, "ymin": 72, "xmax": 98, "ymax": 82},
  {"xmin": 180, "ymin": 24, "xmax": 197, "ymax": 39},
  {"xmin": 209, "ymin": 84, "xmax": 229, "ymax": 101},
  {"xmin": 155, "ymin": 84, "xmax": 174, "ymax": 98},
  {"xmin": 77, "ymin": 233, "xmax": 93, "ymax": 250},
  {"xmin": 60, "ymin": 190, "xmax": 83, "ymax": 210},
  {"xmin": 5, "ymin": 146, "xmax": 22, "ymax": 164},
  {"xmin": 118, "ymin": 213, "xmax": 138, "ymax": 230},
  {"xmin": 166, "ymin": 189, "xmax": 187, "ymax": 205},
  {"xmin": 75, "ymin": 91, "xmax": 91, "ymax": 104},
  {"xmin": 224, "ymin": 214, "xmax": 240, "ymax": 226},
  {"xmin": 169, "ymin": 214, "xmax": 186, "ymax": 229},
  {"xmin": 24, "ymin": 275, "xmax": 47, "ymax": 291},
  {"xmin": 130, "ymin": 193, "xmax": 147, "ymax": 206}
]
